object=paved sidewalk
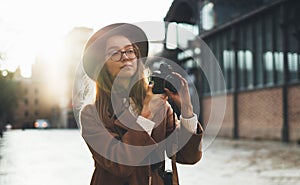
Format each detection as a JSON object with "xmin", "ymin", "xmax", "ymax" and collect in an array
[
  {"xmin": 178, "ymin": 137, "xmax": 300, "ymax": 185},
  {"xmin": 0, "ymin": 130, "xmax": 299, "ymax": 185}
]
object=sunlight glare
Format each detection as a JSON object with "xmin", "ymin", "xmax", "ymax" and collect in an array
[
  {"xmin": 2, "ymin": 70, "xmax": 8, "ymax": 77},
  {"xmin": 0, "ymin": 0, "xmax": 174, "ymax": 78}
]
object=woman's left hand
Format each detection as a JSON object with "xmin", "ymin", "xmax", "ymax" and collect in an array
[
  {"xmin": 141, "ymin": 84, "xmax": 168, "ymax": 120},
  {"xmin": 164, "ymin": 72, "xmax": 194, "ymax": 118}
]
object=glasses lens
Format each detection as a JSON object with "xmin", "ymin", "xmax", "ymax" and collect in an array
[
  {"xmin": 126, "ymin": 49, "xmax": 136, "ymax": 59},
  {"xmin": 110, "ymin": 52, "xmax": 121, "ymax": 62}
]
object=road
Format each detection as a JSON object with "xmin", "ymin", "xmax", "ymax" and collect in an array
[{"xmin": 0, "ymin": 129, "xmax": 300, "ymax": 185}]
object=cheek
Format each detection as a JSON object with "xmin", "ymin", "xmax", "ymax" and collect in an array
[
  {"xmin": 132, "ymin": 60, "xmax": 138, "ymax": 70},
  {"xmin": 106, "ymin": 62, "xmax": 120, "ymax": 76}
]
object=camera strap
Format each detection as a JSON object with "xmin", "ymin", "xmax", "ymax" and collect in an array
[
  {"xmin": 163, "ymin": 98, "xmax": 179, "ymax": 185},
  {"xmin": 171, "ymin": 109, "xmax": 179, "ymax": 185},
  {"xmin": 171, "ymin": 155, "xmax": 178, "ymax": 185}
]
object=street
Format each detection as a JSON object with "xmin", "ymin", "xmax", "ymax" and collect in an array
[{"xmin": 0, "ymin": 129, "xmax": 300, "ymax": 185}]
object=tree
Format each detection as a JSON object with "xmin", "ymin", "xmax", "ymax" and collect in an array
[
  {"xmin": 0, "ymin": 70, "xmax": 22, "ymax": 123},
  {"xmin": 0, "ymin": 51, "xmax": 23, "ymax": 126}
]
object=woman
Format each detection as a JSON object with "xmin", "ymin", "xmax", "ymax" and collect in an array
[{"xmin": 80, "ymin": 23, "xmax": 203, "ymax": 185}]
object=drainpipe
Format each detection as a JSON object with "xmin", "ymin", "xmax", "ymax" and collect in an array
[
  {"xmin": 232, "ymin": 28, "xmax": 239, "ymax": 139},
  {"xmin": 280, "ymin": 3, "xmax": 289, "ymax": 142}
]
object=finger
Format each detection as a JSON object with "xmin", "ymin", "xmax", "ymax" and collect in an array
[
  {"xmin": 172, "ymin": 72, "xmax": 188, "ymax": 87},
  {"xmin": 164, "ymin": 88, "xmax": 175, "ymax": 98},
  {"xmin": 161, "ymin": 94, "xmax": 168, "ymax": 102},
  {"xmin": 146, "ymin": 84, "xmax": 154, "ymax": 94},
  {"xmin": 158, "ymin": 93, "xmax": 167, "ymax": 99},
  {"xmin": 172, "ymin": 72, "xmax": 184, "ymax": 80},
  {"xmin": 148, "ymin": 83, "xmax": 154, "ymax": 89},
  {"xmin": 152, "ymin": 94, "xmax": 167, "ymax": 100},
  {"xmin": 143, "ymin": 84, "xmax": 153, "ymax": 105},
  {"xmin": 180, "ymin": 77, "xmax": 188, "ymax": 87}
]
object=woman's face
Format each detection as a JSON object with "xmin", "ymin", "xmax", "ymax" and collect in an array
[{"xmin": 104, "ymin": 35, "xmax": 138, "ymax": 78}]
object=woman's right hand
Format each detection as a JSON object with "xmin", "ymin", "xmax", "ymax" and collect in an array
[{"xmin": 141, "ymin": 84, "xmax": 168, "ymax": 120}]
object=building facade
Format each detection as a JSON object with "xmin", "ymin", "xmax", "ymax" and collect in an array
[
  {"xmin": 13, "ymin": 63, "xmax": 61, "ymax": 129},
  {"xmin": 12, "ymin": 27, "xmax": 93, "ymax": 129},
  {"xmin": 164, "ymin": 0, "xmax": 300, "ymax": 142}
]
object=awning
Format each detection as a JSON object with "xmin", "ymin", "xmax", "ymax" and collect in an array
[{"xmin": 164, "ymin": 0, "xmax": 199, "ymax": 25}]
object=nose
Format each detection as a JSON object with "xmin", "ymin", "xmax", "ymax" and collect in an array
[{"xmin": 120, "ymin": 51, "xmax": 130, "ymax": 61}]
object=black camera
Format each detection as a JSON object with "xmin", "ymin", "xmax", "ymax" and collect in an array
[{"xmin": 150, "ymin": 63, "xmax": 181, "ymax": 94}]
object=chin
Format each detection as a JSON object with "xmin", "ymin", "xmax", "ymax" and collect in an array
[
  {"xmin": 118, "ymin": 68, "xmax": 137, "ymax": 78},
  {"xmin": 118, "ymin": 72, "xmax": 136, "ymax": 78}
]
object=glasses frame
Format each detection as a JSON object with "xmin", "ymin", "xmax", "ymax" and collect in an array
[{"xmin": 107, "ymin": 47, "xmax": 138, "ymax": 62}]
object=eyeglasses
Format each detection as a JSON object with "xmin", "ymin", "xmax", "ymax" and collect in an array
[{"xmin": 107, "ymin": 48, "xmax": 137, "ymax": 62}]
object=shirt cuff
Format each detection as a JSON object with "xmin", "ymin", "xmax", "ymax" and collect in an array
[
  {"xmin": 136, "ymin": 116, "xmax": 155, "ymax": 135},
  {"xmin": 180, "ymin": 114, "xmax": 198, "ymax": 133}
]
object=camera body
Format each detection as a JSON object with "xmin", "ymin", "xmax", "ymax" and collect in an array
[{"xmin": 150, "ymin": 63, "xmax": 181, "ymax": 94}]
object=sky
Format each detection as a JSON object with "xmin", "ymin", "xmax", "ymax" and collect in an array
[{"xmin": 0, "ymin": 0, "xmax": 174, "ymax": 77}]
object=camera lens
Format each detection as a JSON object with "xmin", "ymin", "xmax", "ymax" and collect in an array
[
  {"xmin": 151, "ymin": 76, "xmax": 166, "ymax": 94},
  {"xmin": 150, "ymin": 62, "xmax": 180, "ymax": 94}
]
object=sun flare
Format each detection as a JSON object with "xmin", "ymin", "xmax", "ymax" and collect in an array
[{"xmin": 0, "ymin": 0, "xmax": 173, "ymax": 78}]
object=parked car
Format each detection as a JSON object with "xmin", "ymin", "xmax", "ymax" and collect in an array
[{"xmin": 34, "ymin": 119, "xmax": 50, "ymax": 129}]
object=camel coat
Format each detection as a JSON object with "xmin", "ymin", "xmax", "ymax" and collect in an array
[{"xmin": 80, "ymin": 102, "xmax": 203, "ymax": 185}]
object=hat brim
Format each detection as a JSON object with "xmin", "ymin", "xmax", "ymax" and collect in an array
[{"xmin": 82, "ymin": 23, "xmax": 149, "ymax": 81}]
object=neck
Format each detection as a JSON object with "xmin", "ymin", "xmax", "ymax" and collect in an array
[{"xmin": 114, "ymin": 77, "xmax": 131, "ymax": 91}]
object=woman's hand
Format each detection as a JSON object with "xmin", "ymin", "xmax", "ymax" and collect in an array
[
  {"xmin": 141, "ymin": 84, "xmax": 168, "ymax": 120},
  {"xmin": 164, "ymin": 72, "xmax": 194, "ymax": 118}
]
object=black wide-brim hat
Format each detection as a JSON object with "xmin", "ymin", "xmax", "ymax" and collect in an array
[{"xmin": 82, "ymin": 23, "xmax": 149, "ymax": 81}]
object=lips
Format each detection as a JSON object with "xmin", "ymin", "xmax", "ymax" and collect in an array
[{"xmin": 121, "ymin": 64, "xmax": 133, "ymax": 69}]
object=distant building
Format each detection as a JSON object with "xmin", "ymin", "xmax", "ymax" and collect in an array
[
  {"xmin": 63, "ymin": 27, "xmax": 93, "ymax": 128},
  {"xmin": 12, "ymin": 27, "xmax": 93, "ymax": 129},
  {"xmin": 13, "ymin": 63, "xmax": 60, "ymax": 129}
]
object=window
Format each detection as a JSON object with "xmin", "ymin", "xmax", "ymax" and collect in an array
[
  {"xmin": 201, "ymin": 2, "xmax": 215, "ymax": 30},
  {"xmin": 24, "ymin": 98, "xmax": 29, "ymax": 105},
  {"xmin": 238, "ymin": 51, "xmax": 246, "ymax": 88},
  {"xmin": 274, "ymin": 52, "xmax": 284, "ymax": 84},
  {"xmin": 24, "ymin": 110, "xmax": 29, "ymax": 117},
  {"xmin": 223, "ymin": 50, "xmax": 234, "ymax": 90},
  {"xmin": 245, "ymin": 50, "xmax": 254, "ymax": 88},
  {"xmin": 237, "ymin": 50, "xmax": 254, "ymax": 90},
  {"xmin": 264, "ymin": 51, "xmax": 274, "ymax": 85},
  {"xmin": 166, "ymin": 22, "xmax": 178, "ymax": 49},
  {"xmin": 288, "ymin": 52, "xmax": 299, "ymax": 82}
]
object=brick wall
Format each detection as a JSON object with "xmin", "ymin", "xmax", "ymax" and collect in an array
[
  {"xmin": 202, "ymin": 94, "xmax": 233, "ymax": 138},
  {"xmin": 288, "ymin": 86, "xmax": 300, "ymax": 142},
  {"xmin": 201, "ymin": 85, "xmax": 300, "ymax": 142},
  {"xmin": 238, "ymin": 88, "xmax": 283, "ymax": 140}
]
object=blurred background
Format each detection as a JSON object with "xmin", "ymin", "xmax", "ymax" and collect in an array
[{"xmin": 0, "ymin": 0, "xmax": 300, "ymax": 184}]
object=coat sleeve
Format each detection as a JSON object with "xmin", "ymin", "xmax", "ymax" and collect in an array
[
  {"xmin": 165, "ymin": 103, "xmax": 204, "ymax": 164},
  {"xmin": 80, "ymin": 104, "xmax": 157, "ymax": 177}
]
